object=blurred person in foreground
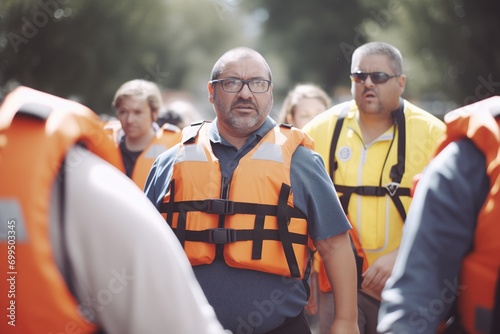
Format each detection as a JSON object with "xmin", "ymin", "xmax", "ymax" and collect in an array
[
  {"xmin": 278, "ymin": 83, "xmax": 331, "ymax": 129},
  {"xmin": 302, "ymin": 41, "xmax": 446, "ymax": 334},
  {"xmin": 378, "ymin": 96, "xmax": 500, "ymax": 334},
  {"xmin": 0, "ymin": 86, "xmax": 226, "ymax": 334},
  {"xmin": 145, "ymin": 47, "xmax": 359, "ymax": 334},
  {"xmin": 105, "ymin": 79, "xmax": 181, "ymax": 189}
]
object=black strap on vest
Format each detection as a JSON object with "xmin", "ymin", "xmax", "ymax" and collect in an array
[
  {"xmin": 328, "ymin": 100, "xmax": 409, "ymax": 221},
  {"xmin": 276, "ymin": 183, "xmax": 301, "ymax": 278},
  {"xmin": 160, "ymin": 182, "xmax": 308, "ymax": 278},
  {"xmin": 328, "ymin": 106, "xmax": 349, "ymax": 181}
]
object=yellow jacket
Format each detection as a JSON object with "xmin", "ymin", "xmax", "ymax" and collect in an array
[{"xmin": 303, "ymin": 99, "xmax": 445, "ymax": 292}]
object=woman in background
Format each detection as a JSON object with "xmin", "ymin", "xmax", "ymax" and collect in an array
[{"xmin": 279, "ymin": 83, "xmax": 331, "ymax": 129}]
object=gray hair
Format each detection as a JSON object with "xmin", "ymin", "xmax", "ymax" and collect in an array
[
  {"xmin": 210, "ymin": 47, "xmax": 273, "ymax": 81},
  {"xmin": 351, "ymin": 42, "xmax": 403, "ymax": 75}
]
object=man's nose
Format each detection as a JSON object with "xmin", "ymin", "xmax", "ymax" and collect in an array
[{"xmin": 237, "ymin": 82, "xmax": 253, "ymax": 98}]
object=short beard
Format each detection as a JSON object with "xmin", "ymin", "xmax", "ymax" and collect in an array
[{"xmin": 214, "ymin": 97, "xmax": 272, "ymax": 134}]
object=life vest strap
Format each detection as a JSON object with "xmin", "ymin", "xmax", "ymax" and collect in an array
[
  {"xmin": 276, "ymin": 183, "xmax": 301, "ymax": 277},
  {"xmin": 178, "ymin": 228, "xmax": 308, "ymax": 245},
  {"xmin": 334, "ymin": 184, "xmax": 410, "ymax": 197},
  {"xmin": 252, "ymin": 214, "xmax": 266, "ymax": 260},
  {"xmin": 335, "ymin": 184, "xmax": 410, "ymax": 221},
  {"xmin": 159, "ymin": 200, "xmax": 307, "ymax": 219}
]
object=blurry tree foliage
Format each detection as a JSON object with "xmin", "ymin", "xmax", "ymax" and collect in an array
[
  {"xmin": 246, "ymin": 0, "xmax": 369, "ymax": 102},
  {"xmin": 394, "ymin": 0, "xmax": 500, "ymax": 107},
  {"xmin": 1, "ymin": 0, "xmax": 498, "ymax": 116},
  {"xmin": 0, "ymin": 0, "xmax": 247, "ymax": 115},
  {"xmin": 254, "ymin": 0, "xmax": 500, "ymax": 110}
]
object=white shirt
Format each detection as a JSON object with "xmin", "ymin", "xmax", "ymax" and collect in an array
[{"xmin": 50, "ymin": 146, "xmax": 227, "ymax": 334}]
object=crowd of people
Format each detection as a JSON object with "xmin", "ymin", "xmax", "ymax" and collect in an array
[{"xmin": 1, "ymin": 41, "xmax": 498, "ymax": 334}]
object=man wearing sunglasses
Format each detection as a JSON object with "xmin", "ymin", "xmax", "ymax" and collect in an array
[{"xmin": 302, "ymin": 42, "xmax": 446, "ymax": 334}]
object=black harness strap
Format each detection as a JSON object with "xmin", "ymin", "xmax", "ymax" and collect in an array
[
  {"xmin": 166, "ymin": 179, "xmax": 175, "ymax": 228},
  {"xmin": 390, "ymin": 101, "xmax": 406, "ymax": 185},
  {"xmin": 182, "ymin": 229, "xmax": 308, "ymax": 245},
  {"xmin": 159, "ymin": 200, "xmax": 307, "ymax": 219},
  {"xmin": 334, "ymin": 185, "xmax": 411, "ymax": 221},
  {"xmin": 251, "ymin": 212, "xmax": 266, "ymax": 260},
  {"xmin": 277, "ymin": 183, "xmax": 301, "ymax": 278},
  {"xmin": 329, "ymin": 106, "xmax": 349, "ymax": 180},
  {"xmin": 164, "ymin": 179, "xmax": 189, "ymax": 247},
  {"xmin": 175, "ymin": 202, "xmax": 188, "ymax": 248}
]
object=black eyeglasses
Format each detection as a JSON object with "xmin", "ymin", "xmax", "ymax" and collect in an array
[
  {"xmin": 210, "ymin": 78, "xmax": 272, "ymax": 93},
  {"xmin": 350, "ymin": 72, "xmax": 400, "ymax": 84}
]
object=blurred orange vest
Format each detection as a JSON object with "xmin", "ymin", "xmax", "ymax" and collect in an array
[
  {"xmin": 434, "ymin": 97, "xmax": 500, "ymax": 334},
  {"xmin": 0, "ymin": 87, "xmax": 121, "ymax": 333},
  {"xmin": 104, "ymin": 119, "xmax": 181, "ymax": 189}
]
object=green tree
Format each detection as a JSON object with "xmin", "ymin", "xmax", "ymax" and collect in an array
[
  {"xmin": 396, "ymin": 0, "xmax": 500, "ymax": 107},
  {"xmin": 0, "ymin": 0, "xmax": 248, "ymax": 116},
  {"xmin": 315, "ymin": 0, "xmax": 500, "ymax": 109},
  {"xmin": 248, "ymin": 0, "xmax": 369, "ymax": 102}
]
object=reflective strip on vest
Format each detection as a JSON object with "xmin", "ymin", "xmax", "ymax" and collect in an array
[
  {"xmin": 144, "ymin": 144, "xmax": 169, "ymax": 159},
  {"xmin": 251, "ymin": 142, "xmax": 284, "ymax": 163},
  {"xmin": 175, "ymin": 144, "xmax": 209, "ymax": 163}
]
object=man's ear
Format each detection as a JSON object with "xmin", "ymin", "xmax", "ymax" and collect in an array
[
  {"xmin": 398, "ymin": 74, "xmax": 407, "ymax": 95},
  {"xmin": 208, "ymin": 81, "xmax": 215, "ymax": 103}
]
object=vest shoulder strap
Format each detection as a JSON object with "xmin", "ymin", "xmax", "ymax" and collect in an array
[
  {"xmin": 181, "ymin": 120, "xmax": 209, "ymax": 144},
  {"xmin": 328, "ymin": 106, "xmax": 349, "ymax": 180},
  {"xmin": 390, "ymin": 100, "xmax": 406, "ymax": 184}
]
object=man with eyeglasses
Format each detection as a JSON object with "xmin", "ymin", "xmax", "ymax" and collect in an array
[
  {"xmin": 144, "ymin": 47, "xmax": 359, "ymax": 334},
  {"xmin": 302, "ymin": 41, "xmax": 445, "ymax": 334}
]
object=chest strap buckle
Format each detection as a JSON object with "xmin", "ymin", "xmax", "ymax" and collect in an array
[
  {"xmin": 206, "ymin": 199, "xmax": 235, "ymax": 215},
  {"xmin": 385, "ymin": 182, "xmax": 400, "ymax": 197},
  {"xmin": 207, "ymin": 228, "xmax": 237, "ymax": 244}
]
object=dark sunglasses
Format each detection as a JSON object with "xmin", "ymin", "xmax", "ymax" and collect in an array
[{"xmin": 350, "ymin": 72, "xmax": 400, "ymax": 84}]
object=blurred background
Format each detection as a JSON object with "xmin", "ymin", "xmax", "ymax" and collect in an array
[{"xmin": 1, "ymin": 0, "xmax": 499, "ymax": 120}]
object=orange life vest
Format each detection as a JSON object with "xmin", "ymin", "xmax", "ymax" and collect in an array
[
  {"xmin": 160, "ymin": 121, "xmax": 314, "ymax": 278},
  {"xmin": 104, "ymin": 120, "xmax": 181, "ymax": 189},
  {"xmin": 0, "ymin": 86, "xmax": 122, "ymax": 333},
  {"xmin": 434, "ymin": 96, "xmax": 500, "ymax": 334}
]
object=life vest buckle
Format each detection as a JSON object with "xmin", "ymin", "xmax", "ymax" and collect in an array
[
  {"xmin": 385, "ymin": 182, "xmax": 400, "ymax": 197},
  {"xmin": 207, "ymin": 228, "xmax": 237, "ymax": 244},
  {"xmin": 206, "ymin": 199, "xmax": 235, "ymax": 215}
]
